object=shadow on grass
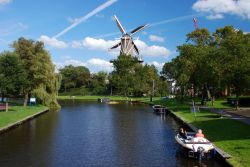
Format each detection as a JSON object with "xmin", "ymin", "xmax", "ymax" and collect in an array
[
  {"xmin": 191, "ymin": 118, "xmax": 250, "ymax": 142},
  {"xmin": 197, "ymin": 115, "xmax": 221, "ymax": 118}
]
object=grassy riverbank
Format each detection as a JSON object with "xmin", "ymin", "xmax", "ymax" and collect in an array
[
  {"xmin": 0, "ymin": 105, "xmax": 48, "ymax": 129},
  {"xmin": 154, "ymin": 99, "xmax": 250, "ymax": 167},
  {"xmin": 58, "ymin": 95, "xmax": 161, "ymax": 102}
]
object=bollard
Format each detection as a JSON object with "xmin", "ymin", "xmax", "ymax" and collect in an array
[{"xmin": 6, "ymin": 102, "xmax": 8, "ymax": 112}]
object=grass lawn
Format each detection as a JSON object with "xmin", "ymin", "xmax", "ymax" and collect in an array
[
  {"xmin": 156, "ymin": 98, "xmax": 250, "ymax": 167},
  {"xmin": 0, "ymin": 105, "xmax": 48, "ymax": 129},
  {"xmin": 206, "ymin": 99, "xmax": 232, "ymax": 109},
  {"xmin": 58, "ymin": 95, "xmax": 161, "ymax": 102}
]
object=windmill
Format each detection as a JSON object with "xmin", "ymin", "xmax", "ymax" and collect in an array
[{"xmin": 110, "ymin": 15, "xmax": 148, "ymax": 62}]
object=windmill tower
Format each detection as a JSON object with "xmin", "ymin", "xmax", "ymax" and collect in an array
[{"xmin": 110, "ymin": 15, "xmax": 148, "ymax": 62}]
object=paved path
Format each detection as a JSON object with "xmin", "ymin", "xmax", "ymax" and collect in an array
[{"xmin": 200, "ymin": 107, "xmax": 250, "ymax": 126}]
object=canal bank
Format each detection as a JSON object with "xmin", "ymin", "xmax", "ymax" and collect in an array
[
  {"xmin": 0, "ymin": 106, "xmax": 49, "ymax": 134},
  {"xmin": 150, "ymin": 99, "xmax": 250, "ymax": 167}
]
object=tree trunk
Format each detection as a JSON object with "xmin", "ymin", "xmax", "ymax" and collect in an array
[
  {"xmin": 236, "ymin": 94, "xmax": 239, "ymax": 110},
  {"xmin": 23, "ymin": 93, "xmax": 29, "ymax": 106}
]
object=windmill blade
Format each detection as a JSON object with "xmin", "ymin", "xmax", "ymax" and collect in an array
[
  {"xmin": 114, "ymin": 15, "xmax": 126, "ymax": 34},
  {"xmin": 110, "ymin": 42, "xmax": 121, "ymax": 49},
  {"xmin": 132, "ymin": 41, "xmax": 139, "ymax": 55},
  {"xmin": 130, "ymin": 24, "xmax": 148, "ymax": 36}
]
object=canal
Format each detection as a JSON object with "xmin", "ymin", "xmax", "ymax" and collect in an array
[{"xmin": 0, "ymin": 101, "xmax": 226, "ymax": 167}]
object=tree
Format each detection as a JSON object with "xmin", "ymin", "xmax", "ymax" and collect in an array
[
  {"xmin": 90, "ymin": 72, "xmax": 108, "ymax": 95},
  {"xmin": 110, "ymin": 54, "xmax": 166, "ymax": 97},
  {"xmin": 161, "ymin": 26, "xmax": 250, "ymax": 107},
  {"xmin": 0, "ymin": 51, "xmax": 27, "ymax": 99},
  {"xmin": 60, "ymin": 65, "xmax": 90, "ymax": 92},
  {"xmin": 12, "ymin": 37, "xmax": 60, "ymax": 107},
  {"xmin": 213, "ymin": 26, "xmax": 250, "ymax": 108},
  {"xmin": 111, "ymin": 54, "xmax": 139, "ymax": 96}
]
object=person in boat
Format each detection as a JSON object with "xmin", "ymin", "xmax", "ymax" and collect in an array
[
  {"xmin": 179, "ymin": 128, "xmax": 187, "ymax": 139},
  {"xmin": 195, "ymin": 129, "xmax": 205, "ymax": 138}
]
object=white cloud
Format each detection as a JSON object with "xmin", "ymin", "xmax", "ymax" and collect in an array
[
  {"xmin": 147, "ymin": 61, "xmax": 164, "ymax": 71},
  {"xmin": 206, "ymin": 13, "xmax": 224, "ymax": 20},
  {"xmin": 55, "ymin": 59, "xmax": 86, "ymax": 69},
  {"xmin": 81, "ymin": 37, "xmax": 170, "ymax": 57},
  {"xmin": 39, "ymin": 35, "xmax": 68, "ymax": 48},
  {"xmin": 54, "ymin": 58, "xmax": 113, "ymax": 73},
  {"xmin": 193, "ymin": 0, "xmax": 250, "ymax": 19},
  {"xmin": 83, "ymin": 37, "xmax": 119, "ymax": 51},
  {"xmin": 43, "ymin": 35, "xmax": 170, "ymax": 57},
  {"xmin": 149, "ymin": 35, "xmax": 165, "ymax": 42},
  {"xmin": 0, "ymin": 0, "xmax": 12, "ymax": 5},
  {"xmin": 87, "ymin": 58, "xmax": 113, "ymax": 72},
  {"xmin": 134, "ymin": 40, "xmax": 171, "ymax": 57}
]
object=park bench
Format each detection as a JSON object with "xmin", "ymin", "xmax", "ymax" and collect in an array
[{"xmin": 0, "ymin": 103, "xmax": 9, "ymax": 111}]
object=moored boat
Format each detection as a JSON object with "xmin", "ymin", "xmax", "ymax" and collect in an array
[
  {"xmin": 152, "ymin": 105, "xmax": 167, "ymax": 114},
  {"xmin": 175, "ymin": 132, "xmax": 214, "ymax": 160},
  {"xmin": 98, "ymin": 98, "xmax": 110, "ymax": 103}
]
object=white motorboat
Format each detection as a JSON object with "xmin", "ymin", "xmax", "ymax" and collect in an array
[{"xmin": 175, "ymin": 132, "xmax": 214, "ymax": 159}]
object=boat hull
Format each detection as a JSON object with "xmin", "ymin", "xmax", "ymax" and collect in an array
[{"xmin": 175, "ymin": 134, "xmax": 214, "ymax": 153}]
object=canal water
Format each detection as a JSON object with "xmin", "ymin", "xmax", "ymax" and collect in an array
[{"xmin": 0, "ymin": 100, "xmax": 227, "ymax": 167}]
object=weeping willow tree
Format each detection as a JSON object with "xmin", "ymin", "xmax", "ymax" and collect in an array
[
  {"xmin": 13, "ymin": 37, "xmax": 61, "ymax": 108},
  {"xmin": 32, "ymin": 73, "xmax": 61, "ymax": 108}
]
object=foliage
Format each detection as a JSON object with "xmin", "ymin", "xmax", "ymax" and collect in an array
[
  {"xmin": 110, "ymin": 54, "xmax": 168, "ymax": 97},
  {"xmin": 60, "ymin": 65, "xmax": 90, "ymax": 92},
  {"xmin": 90, "ymin": 72, "xmax": 108, "ymax": 95},
  {"xmin": 0, "ymin": 51, "xmax": 27, "ymax": 98},
  {"xmin": 162, "ymin": 26, "xmax": 250, "ymax": 107},
  {"xmin": 0, "ymin": 37, "xmax": 60, "ymax": 108}
]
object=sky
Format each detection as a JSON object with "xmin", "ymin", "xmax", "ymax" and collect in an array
[{"xmin": 0, "ymin": 0, "xmax": 250, "ymax": 73}]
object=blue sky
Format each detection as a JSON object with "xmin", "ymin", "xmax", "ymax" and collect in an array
[{"xmin": 0, "ymin": 0, "xmax": 250, "ymax": 73}]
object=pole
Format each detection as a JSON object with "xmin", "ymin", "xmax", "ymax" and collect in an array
[{"xmin": 6, "ymin": 102, "xmax": 8, "ymax": 112}]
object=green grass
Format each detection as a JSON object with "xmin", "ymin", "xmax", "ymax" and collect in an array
[
  {"xmin": 0, "ymin": 105, "xmax": 48, "ymax": 129},
  {"xmin": 157, "ymin": 98, "xmax": 250, "ymax": 167},
  {"xmin": 206, "ymin": 99, "xmax": 232, "ymax": 109},
  {"xmin": 58, "ymin": 95, "xmax": 161, "ymax": 102}
]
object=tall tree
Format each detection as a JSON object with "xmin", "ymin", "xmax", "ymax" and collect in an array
[
  {"xmin": 90, "ymin": 71, "xmax": 108, "ymax": 95},
  {"xmin": 213, "ymin": 26, "xmax": 250, "ymax": 108},
  {"xmin": 0, "ymin": 51, "xmax": 27, "ymax": 99},
  {"xmin": 60, "ymin": 65, "xmax": 90, "ymax": 92},
  {"xmin": 12, "ymin": 37, "xmax": 60, "ymax": 107},
  {"xmin": 111, "ymin": 54, "xmax": 138, "ymax": 96}
]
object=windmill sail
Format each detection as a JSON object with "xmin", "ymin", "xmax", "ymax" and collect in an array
[
  {"xmin": 130, "ymin": 24, "xmax": 148, "ymax": 36},
  {"xmin": 110, "ymin": 42, "xmax": 121, "ymax": 49},
  {"xmin": 114, "ymin": 15, "xmax": 126, "ymax": 34},
  {"xmin": 132, "ymin": 41, "xmax": 139, "ymax": 55},
  {"xmin": 110, "ymin": 15, "xmax": 148, "ymax": 60}
]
